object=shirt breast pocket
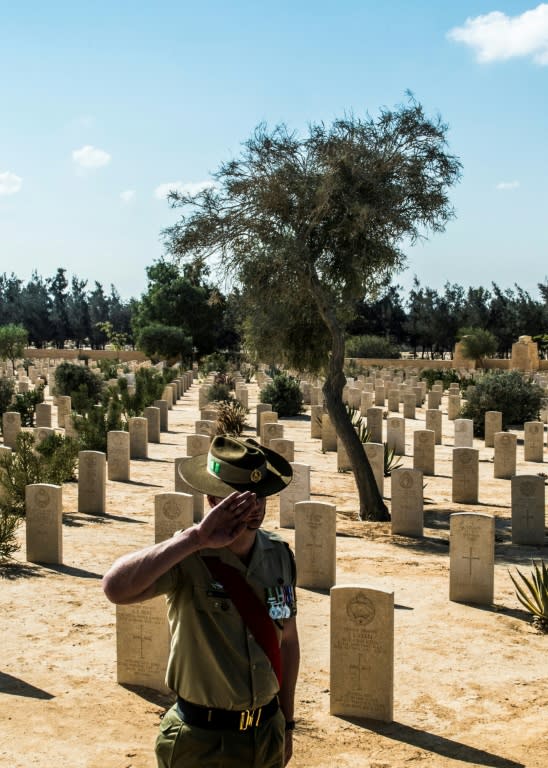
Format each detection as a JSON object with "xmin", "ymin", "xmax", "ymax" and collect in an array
[{"xmin": 192, "ymin": 585, "xmax": 235, "ymax": 618}]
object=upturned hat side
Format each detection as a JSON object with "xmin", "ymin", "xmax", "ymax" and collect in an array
[{"xmin": 178, "ymin": 435, "xmax": 293, "ymax": 498}]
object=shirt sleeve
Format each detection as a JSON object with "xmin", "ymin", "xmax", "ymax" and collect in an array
[{"xmin": 153, "ymin": 563, "xmax": 182, "ymax": 596}]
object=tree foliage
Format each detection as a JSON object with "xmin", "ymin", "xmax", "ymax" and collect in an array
[
  {"xmin": 137, "ymin": 323, "xmax": 192, "ymax": 363},
  {"xmin": 132, "ymin": 260, "xmax": 236, "ymax": 358},
  {"xmin": 457, "ymin": 326, "xmax": 498, "ymax": 367},
  {"xmin": 345, "ymin": 334, "xmax": 401, "ymax": 359},
  {"xmin": 163, "ymin": 97, "xmax": 461, "ymax": 520},
  {"xmin": 0, "ymin": 324, "xmax": 28, "ymax": 371},
  {"xmin": 0, "ymin": 270, "xmax": 133, "ymax": 349}
]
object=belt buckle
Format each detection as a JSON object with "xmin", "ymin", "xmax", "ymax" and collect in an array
[{"xmin": 239, "ymin": 706, "xmax": 262, "ymax": 731}]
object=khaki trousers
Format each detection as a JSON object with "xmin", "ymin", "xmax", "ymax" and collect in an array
[{"xmin": 155, "ymin": 703, "xmax": 285, "ymax": 768}]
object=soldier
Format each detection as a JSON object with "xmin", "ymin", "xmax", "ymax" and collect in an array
[{"xmin": 103, "ymin": 435, "xmax": 300, "ymax": 767}]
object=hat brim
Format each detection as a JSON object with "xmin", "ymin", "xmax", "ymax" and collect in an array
[{"xmin": 178, "ymin": 442, "xmax": 293, "ymax": 498}]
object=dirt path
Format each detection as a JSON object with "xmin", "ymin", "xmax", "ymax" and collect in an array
[{"xmin": 1, "ymin": 380, "xmax": 547, "ymax": 768}]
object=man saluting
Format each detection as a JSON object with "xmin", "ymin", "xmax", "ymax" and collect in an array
[{"xmin": 103, "ymin": 435, "xmax": 300, "ymax": 767}]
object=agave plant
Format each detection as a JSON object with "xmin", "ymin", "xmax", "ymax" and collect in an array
[
  {"xmin": 383, "ymin": 443, "xmax": 403, "ymax": 477},
  {"xmin": 509, "ymin": 560, "xmax": 548, "ymax": 632},
  {"xmin": 344, "ymin": 404, "xmax": 371, "ymax": 444}
]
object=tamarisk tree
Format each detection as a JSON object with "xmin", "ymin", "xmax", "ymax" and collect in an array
[{"xmin": 164, "ymin": 97, "xmax": 461, "ymax": 520}]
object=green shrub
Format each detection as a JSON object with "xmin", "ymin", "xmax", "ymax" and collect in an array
[
  {"xmin": 0, "ymin": 432, "xmax": 78, "ymax": 519},
  {"xmin": 54, "ymin": 362, "xmax": 104, "ymax": 412},
  {"xmin": 96, "ymin": 359, "xmax": 119, "ymax": 380},
  {"xmin": 35, "ymin": 433, "xmax": 79, "ymax": 485},
  {"xmin": 11, "ymin": 385, "xmax": 45, "ymax": 427},
  {"xmin": 260, "ymin": 374, "xmax": 303, "ymax": 417},
  {"xmin": 72, "ymin": 387, "xmax": 125, "ymax": 451},
  {"xmin": 419, "ymin": 368, "xmax": 463, "ymax": 391},
  {"xmin": 118, "ymin": 367, "xmax": 173, "ymax": 418},
  {"xmin": 202, "ymin": 352, "xmax": 229, "ymax": 375},
  {"xmin": 460, "ymin": 370, "xmax": 546, "ymax": 437},
  {"xmin": 345, "ymin": 334, "xmax": 400, "ymax": 359},
  {"xmin": 0, "ymin": 379, "xmax": 15, "ymax": 430},
  {"xmin": 207, "ymin": 383, "xmax": 232, "ymax": 403},
  {"xmin": 0, "ymin": 510, "xmax": 21, "ymax": 562}
]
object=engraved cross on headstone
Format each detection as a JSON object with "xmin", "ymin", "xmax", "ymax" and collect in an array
[
  {"xmin": 462, "ymin": 547, "xmax": 480, "ymax": 576},
  {"xmin": 520, "ymin": 508, "xmax": 536, "ymax": 528},
  {"xmin": 132, "ymin": 624, "xmax": 153, "ymax": 658},
  {"xmin": 349, "ymin": 654, "xmax": 370, "ymax": 689}
]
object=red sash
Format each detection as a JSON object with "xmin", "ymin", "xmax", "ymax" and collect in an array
[{"xmin": 202, "ymin": 556, "xmax": 282, "ymax": 687}]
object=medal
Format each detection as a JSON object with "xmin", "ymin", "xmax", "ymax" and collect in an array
[{"xmin": 265, "ymin": 584, "xmax": 294, "ymax": 619}]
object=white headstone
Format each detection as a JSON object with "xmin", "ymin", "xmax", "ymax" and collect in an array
[
  {"xmin": 174, "ymin": 457, "xmax": 204, "ymax": 522},
  {"xmin": 425, "ymin": 409, "xmax": 442, "ymax": 444},
  {"xmin": 366, "ymin": 407, "xmax": 383, "ymax": 444},
  {"xmin": 413, "ymin": 429, "xmax": 435, "ymax": 476},
  {"xmin": 449, "ymin": 513, "xmax": 495, "ymax": 605},
  {"xmin": 386, "ymin": 416, "xmax": 405, "ymax": 456},
  {"xmin": 363, "ymin": 442, "xmax": 384, "ymax": 496},
  {"xmin": 511, "ymin": 475, "xmax": 545, "ymax": 546},
  {"xmin": 154, "ymin": 492, "xmax": 194, "ymax": 543},
  {"xmin": 523, "ymin": 422, "xmax": 544, "ymax": 463},
  {"xmin": 454, "ymin": 419, "xmax": 474, "ymax": 448},
  {"xmin": 330, "ymin": 585, "xmax": 393, "ymax": 722},
  {"xmin": 295, "ymin": 501, "xmax": 336, "ymax": 589},
  {"xmin": 107, "ymin": 430, "xmax": 130, "ymax": 482},
  {"xmin": 452, "ymin": 448, "xmax": 479, "ymax": 504},
  {"xmin": 270, "ymin": 438, "xmax": 295, "ymax": 463},
  {"xmin": 484, "ymin": 411, "xmax": 502, "ymax": 448},
  {"xmin": 279, "ymin": 463, "xmax": 310, "ymax": 528},
  {"xmin": 25, "ymin": 483, "xmax": 63, "ymax": 564},
  {"xmin": 128, "ymin": 417, "xmax": 148, "ymax": 459},
  {"xmin": 116, "ymin": 597, "xmax": 170, "ymax": 694},
  {"xmin": 78, "ymin": 451, "xmax": 106, "ymax": 514},
  {"xmin": 390, "ymin": 468, "xmax": 423, "ymax": 537},
  {"xmin": 493, "ymin": 432, "xmax": 517, "ymax": 479}
]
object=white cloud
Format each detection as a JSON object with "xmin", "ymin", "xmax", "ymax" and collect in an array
[
  {"xmin": 154, "ymin": 179, "xmax": 216, "ymax": 200},
  {"xmin": 448, "ymin": 4, "xmax": 548, "ymax": 64},
  {"xmin": 120, "ymin": 189, "xmax": 136, "ymax": 203},
  {"xmin": 496, "ymin": 180, "xmax": 520, "ymax": 190},
  {"xmin": 0, "ymin": 171, "xmax": 23, "ymax": 195},
  {"xmin": 72, "ymin": 145, "xmax": 111, "ymax": 168}
]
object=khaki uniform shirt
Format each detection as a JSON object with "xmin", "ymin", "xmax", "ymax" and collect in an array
[{"xmin": 155, "ymin": 529, "xmax": 297, "ymax": 711}]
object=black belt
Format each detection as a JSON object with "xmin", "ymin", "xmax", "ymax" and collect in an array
[{"xmin": 176, "ymin": 696, "xmax": 279, "ymax": 731}]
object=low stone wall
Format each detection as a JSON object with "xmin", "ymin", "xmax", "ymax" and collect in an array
[
  {"xmin": 24, "ymin": 348, "xmax": 147, "ymax": 362},
  {"xmin": 346, "ymin": 358, "xmax": 465, "ymax": 371},
  {"xmin": 346, "ymin": 357, "xmax": 546, "ymax": 372}
]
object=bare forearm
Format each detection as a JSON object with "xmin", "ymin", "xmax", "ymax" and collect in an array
[
  {"xmin": 102, "ymin": 491, "xmax": 260, "ymax": 604},
  {"xmin": 102, "ymin": 525, "xmax": 201, "ymax": 604},
  {"xmin": 279, "ymin": 630, "xmax": 300, "ymax": 721}
]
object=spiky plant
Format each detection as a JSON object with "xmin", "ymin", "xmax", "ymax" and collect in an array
[
  {"xmin": 344, "ymin": 404, "xmax": 371, "ymax": 444},
  {"xmin": 214, "ymin": 399, "xmax": 249, "ymax": 436},
  {"xmin": 383, "ymin": 444, "xmax": 403, "ymax": 477},
  {"xmin": 509, "ymin": 560, "xmax": 548, "ymax": 632}
]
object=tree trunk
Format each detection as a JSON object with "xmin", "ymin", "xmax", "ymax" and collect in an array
[
  {"xmin": 307, "ymin": 271, "xmax": 390, "ymax": 521},
  {"xmin": 322, "ymin": 318, "xmax": 390, "ymax": 522}
]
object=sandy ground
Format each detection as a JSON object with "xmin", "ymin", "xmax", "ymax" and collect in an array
[{"xmin": 1, "ymin": 380, "xmax": 547, "ymax": 768}]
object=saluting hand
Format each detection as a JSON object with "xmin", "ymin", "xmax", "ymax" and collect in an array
[{"xmin": 194, "ymin": 491, "xmax": 257, "ymax": 549}]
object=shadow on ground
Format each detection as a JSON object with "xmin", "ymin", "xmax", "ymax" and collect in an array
[{"xmin": 337, "ymin": 718, "xmax": 525, "ymax": 767}]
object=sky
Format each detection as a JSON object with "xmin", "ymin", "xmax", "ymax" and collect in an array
[{"xmin": 1, "ymin": 1, "xmax": 548, "ymax": 302}]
